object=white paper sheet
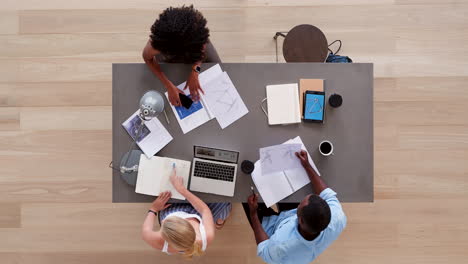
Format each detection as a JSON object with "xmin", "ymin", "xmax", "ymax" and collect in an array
[
  {"xmin": 201, "ymin": 71, "xmax": 249, "ymax": 129},
  {"xmin": 260, "ymin": 143, "xmax": 302, "ymax": 174},
  {"xmin": 251, "ymin": 160, "xmax": 292, "ymax": 208},
  {"xmin": 166, "ymin": 91, "xmax": 214, "ymax": 134},
  {"xmin": 252, "ymin": 136, "xmax": 320, "ymax": 207},
  {"xmin": 283, "ymin": 136, "xmax": 321, "ymax": 191},
  {"xmin": 167, "ymin": 64, "xmax": 223, "ymax": 134},
  {"xmin": 136, "ymin": 155, "xmax": 191, "ymax": 200},
  {"xmin": 122, "ymin": 110, "xmax": 173, "ymax": 158}
]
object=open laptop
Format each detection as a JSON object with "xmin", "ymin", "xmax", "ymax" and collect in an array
[{"xmin": 189, "ymin": 146, "xmax": 239, "ymax": 197}]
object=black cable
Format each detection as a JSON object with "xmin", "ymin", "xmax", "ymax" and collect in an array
[{"xmin": 328, "ymin": 40, "xmax": 342, "ymax": 55}]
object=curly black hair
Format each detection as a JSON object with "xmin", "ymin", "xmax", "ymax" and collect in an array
[
  {"xmin": 150, "ymin": 5, "xmax": 209, "ymax": 63},
  {"xmin": 301, "ymin": 195, "xmax": 331, "ymax": 233}
]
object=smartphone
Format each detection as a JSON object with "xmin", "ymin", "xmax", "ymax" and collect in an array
[
  {"xmin": 179, "ymin": 93, "xmax": 194, "ymax": 109},
  {"xmin": 303, "ymin": 91, "xmax": 325, "ymax": 123}
]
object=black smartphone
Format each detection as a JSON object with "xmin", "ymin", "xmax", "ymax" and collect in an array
[{"xmin": 179, "ymin": 93, "xmax": 194, "ymax": 109}]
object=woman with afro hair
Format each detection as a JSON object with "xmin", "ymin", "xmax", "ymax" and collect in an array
[{"xmin": 142, "ymin": 5, "xmax": 221, "ymax": 106}]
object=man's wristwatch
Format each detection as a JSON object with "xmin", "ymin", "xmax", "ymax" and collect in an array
[
  {"xmin": 193, "ymin": 65, "xmax": 201, "ymax": 73},
  {"xmin": 148, "ymin": 210, "xmax": 158, "ymax": 216}
]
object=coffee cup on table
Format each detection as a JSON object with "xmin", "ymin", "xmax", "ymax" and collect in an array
[{"xmin": 319, "ymin": 140, "xmax": 334, "ymax": 156}]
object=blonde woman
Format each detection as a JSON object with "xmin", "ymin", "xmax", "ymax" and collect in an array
[{"xmin": 141, "ymin": 168, "xmax": 231, "ymax": 258}]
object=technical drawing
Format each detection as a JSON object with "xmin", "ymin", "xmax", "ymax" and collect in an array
[
  {"xmin": 209, "ymin": 84, "xmax": 240, "ymax": 114},
  {"xmin": 306, "ymin": 98, "xmax": 323, "ymax": 114},
  {"xmin": 283, "ymin": 147, "xmax": 297, "ymax": 159},
  {"xmin": 261, "ymin": 150, "xmax": 273, "ymax": 166}
]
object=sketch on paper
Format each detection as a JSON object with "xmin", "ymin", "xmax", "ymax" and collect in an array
[
  {"xmin": 202, "ymin": 72, "xmax": 249, "ymax": 129},
  {"xmin": 259, "ymin": 143, "xmax": 302, "ymax": 175}
]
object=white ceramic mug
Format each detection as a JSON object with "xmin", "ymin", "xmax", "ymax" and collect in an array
[{"xmin": 319, "ymin": 140, "xmax": 334, "ymax": 156}]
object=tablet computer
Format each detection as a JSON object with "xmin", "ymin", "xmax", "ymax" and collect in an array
[{"xmin": 303, "ymin": 91, "xmax": 325, "ymax": 123}]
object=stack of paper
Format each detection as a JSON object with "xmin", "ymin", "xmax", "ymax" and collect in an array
[
  {"xmin": 136, "ymin": 155, "xmax": 191, "ymax": 200},
  {"xmin": 166, "ymin": 64, "xmax": 249, "ymax": 133},
  {"xmin": 122, "ymin": 110, "xmax": 173, "ymax": 158},
  {"xmin": 252, "ymin": 136, "xmax": 320, "ymax": 207}
]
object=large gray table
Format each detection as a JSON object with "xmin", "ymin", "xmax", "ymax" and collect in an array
[{"xmin": 112, "ymin": 63, "xmax": 373, "ymax": 203}]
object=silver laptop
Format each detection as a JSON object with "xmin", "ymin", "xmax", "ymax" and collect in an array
[{"xmin": 189, "ymin": 146, "xmax": 239, "ymax": 197}]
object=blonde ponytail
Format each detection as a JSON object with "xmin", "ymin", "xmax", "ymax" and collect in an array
[
  {"xmin": 183, "ymin": 240, "xmax": 204, "ymax": 259},
  {"xmin": 161, "ymin": 216, "xmax": 205, "ymax": 258}
]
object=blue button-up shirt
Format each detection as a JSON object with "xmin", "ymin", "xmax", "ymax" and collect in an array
[{"xmin": 257, "ymin": 188, "xmax": 346, "ymax": 264}]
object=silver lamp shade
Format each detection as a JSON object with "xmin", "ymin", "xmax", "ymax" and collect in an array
[{"xmin": 139, "ymin": 90, "xmax": 165, "ymax": 120}]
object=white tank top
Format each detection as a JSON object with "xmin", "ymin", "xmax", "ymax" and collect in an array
[{"xmin": 161, "ymin": 211, "xmax": 207, "ymax": 255}]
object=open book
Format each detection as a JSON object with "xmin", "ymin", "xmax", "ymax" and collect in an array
[
  {"xmin": 135, "ymin": 155, "xmax": 191, "ymax": 200},
  {"xmin": 252, "ymin": 136, "xmax": 320, "ymax": 207}
]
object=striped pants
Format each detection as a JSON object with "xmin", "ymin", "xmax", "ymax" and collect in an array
[{"xmin": 159, "ymin": 203, "xmax": 232, "ymax": 223}]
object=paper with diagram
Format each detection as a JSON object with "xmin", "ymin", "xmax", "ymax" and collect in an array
[
  {"xmin": 167, "ymin": 64, "xmax": 250, "ymax": 133},
  {"xmin": 136, "ymin": 155, "xmax": 191, "ymax": 200},
  {"xmin": 260, "ymin": 143, "xmax": 302, "ymax": 174},
  {"xmin": 202, "ymin": 71, "xmax": 249, "ymax": 129},
  {"xmin": 252, "ymin": 136, "xmax": 320, "ymax": 207},
  {"xmin": 122, "ymin": 110, "xmax": 173, "ymax": 158},
  {"xmin": 165, "ymin": 91, "xmax": 213, "ymax": 134},
  {"xmin": 165, "ymin": 64, "xmax": 222, "ymax": 134}
]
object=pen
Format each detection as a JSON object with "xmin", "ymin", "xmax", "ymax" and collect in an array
[
  {"xmin": 163, "ymin": 109, "xmax": 170, "ymax": 125},
  {"xmin": 172, "ymin": 163, "xmax": 176, "ymax": 169},
  {"xmin": 250, "ymin": 186, "xmax": 255, "ymax": 196}
]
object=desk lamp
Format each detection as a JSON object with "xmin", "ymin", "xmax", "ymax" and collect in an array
[{"xmin": 119, "ymin": 90, "xmax": 166, "ymax": 186}]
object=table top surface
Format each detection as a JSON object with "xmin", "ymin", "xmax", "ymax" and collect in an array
[{"xmin": 112, "ymin": 63, "xmax": 373, "ymax": 203}]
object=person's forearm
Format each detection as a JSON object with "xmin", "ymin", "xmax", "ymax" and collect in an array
[
  {"xmin": 305, "ymin": 165, "xmax": 328, "ymax": 195},
  {"xmin": 144, "ymin": 57, "xmax": 173, "ymax": 90},
  {"xmin": 142, "ymin": 212, "xmax": 156, "ymax": 233},
  {"xmin": 179, "ymin": 188, "xmax": 210, "ymax": 214},
  {"xmin": 250, "ymin": 212, "xmax": 269, "ymax": 244}
]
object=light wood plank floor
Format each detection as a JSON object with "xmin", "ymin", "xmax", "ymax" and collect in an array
[{"xmin": 1, "ymin": 1, "xmax": 467, "ymax": 263}]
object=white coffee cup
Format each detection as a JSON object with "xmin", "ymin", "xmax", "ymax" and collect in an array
[{"xmin": 319, "ymin": 140, "xmax": 334, "ymax": 156}]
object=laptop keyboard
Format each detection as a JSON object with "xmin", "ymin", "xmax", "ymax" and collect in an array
[{"xmin": 193, "ymin": 160, "xmax": 236, "ymax": 182}]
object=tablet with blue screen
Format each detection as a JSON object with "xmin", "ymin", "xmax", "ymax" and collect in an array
[{"xmin": 303, "ymin": 91, "xmax": 325, "ymax": 123}]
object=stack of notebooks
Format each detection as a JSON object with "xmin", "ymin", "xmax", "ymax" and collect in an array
[{"xmin": 265, "ymin": 79, "xmax": 324, "ymax": 125}]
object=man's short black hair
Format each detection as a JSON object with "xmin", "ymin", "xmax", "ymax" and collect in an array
[
  {"xmin": 150, "ymin": 5, "xmax": 209, "ymax": 63},
  {"xmin": 301, "ymin": 195, "xmax": 331, "ymax": 233}
]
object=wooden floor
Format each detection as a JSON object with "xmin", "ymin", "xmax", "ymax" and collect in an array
[{"xmin": 1, "ymin": 1, "xmax": 467, "ymax": 263}]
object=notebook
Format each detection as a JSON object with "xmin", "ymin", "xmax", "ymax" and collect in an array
[
  {"xmin": 135, "ymin": 155, "xmax": 191, "ymax": 200},
  {"xmin": 252, "ymin": 136, "xmax": 320, "ymax": 208},
  {"xmin": 299, "ymin": 79, "xmax": 324, "ymax": 118},
  {"xmin": 266, "ymin": 83, "xmax": 301, "ymax": 125}
]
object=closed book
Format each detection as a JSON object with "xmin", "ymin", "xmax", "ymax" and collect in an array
[{"xmin": 266, "ymin": 83, "xmax": 301, "ymax": 125}]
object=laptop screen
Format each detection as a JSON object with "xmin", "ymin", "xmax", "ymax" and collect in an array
[{"xmin": 194, "ymin": 146, "xmax": 239, "ymax": 164}]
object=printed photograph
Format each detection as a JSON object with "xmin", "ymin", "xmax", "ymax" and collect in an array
[{"xmin": 123, "ymin": 115, "xmax": 150, "ymax": 142}]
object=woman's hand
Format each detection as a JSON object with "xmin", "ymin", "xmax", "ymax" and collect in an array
[
  {"xmin": 170, "ymin": 168, "xmax": 186, "ymax": 193},
  {"xmin": 167, "ymin": 82, "xmax": 184, "ymax": 106},
  {"xmin": 184, "ymin": 71, "xmax": 204, "ymax": 102},
  {"xmin": 150, "ymin": 191, "xmax": 172, "ymax": 212}
]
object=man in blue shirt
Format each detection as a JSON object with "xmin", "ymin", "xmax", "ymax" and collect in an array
[{"xmin": 244, "ymin": 150, "xmax": 347, "ymax": 264}]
